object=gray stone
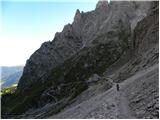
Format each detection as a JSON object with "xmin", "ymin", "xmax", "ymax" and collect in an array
[{"xmin": 17, "ymin": 1, "xmax": 154, "ymax": 93}]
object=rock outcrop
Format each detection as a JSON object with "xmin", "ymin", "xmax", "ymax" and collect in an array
[{"xmin": 18, "ymin": 1, "xmax": 153, "ymax": 92}]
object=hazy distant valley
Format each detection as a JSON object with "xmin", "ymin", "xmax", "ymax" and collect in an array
[{"xmin": 1, "ymin": 66, "xmax": 23, "ymax": 87}]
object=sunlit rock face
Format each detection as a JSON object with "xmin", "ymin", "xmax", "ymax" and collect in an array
[{"xmin": 18, "ymin": 1, "xmax": 153, "ymax": 94}]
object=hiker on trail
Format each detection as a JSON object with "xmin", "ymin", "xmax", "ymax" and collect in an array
[{"xmin": 116, "ymin": 83, "xmax": 120, "ymax": 91}]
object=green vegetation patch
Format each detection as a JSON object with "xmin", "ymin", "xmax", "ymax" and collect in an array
[{"xmin": 1, "ymin": 84, "xmax": 17, "ymax": 96}]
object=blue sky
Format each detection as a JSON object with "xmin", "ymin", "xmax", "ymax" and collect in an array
[{"xmin": 1, "ymin": 0, "xmax": 98, "ymax": 66}]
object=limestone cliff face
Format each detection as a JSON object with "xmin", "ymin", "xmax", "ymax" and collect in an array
[
  {"xmin": 18, "ymin": 1, "xmax": 153, "ymax": 92},
  {"xmin": 133, "ymin": 1, "xmax": 159, "ymax": 55}
]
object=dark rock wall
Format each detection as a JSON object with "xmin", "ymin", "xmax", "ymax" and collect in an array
[{"xmin": 18, "ymin": 1, "xmax": 153, "ymax": 93}]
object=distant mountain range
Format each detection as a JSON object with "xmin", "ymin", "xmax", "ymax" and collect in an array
[{"xmin": 1, "ymin": 66, "xmax": 24, "ymax": 87}]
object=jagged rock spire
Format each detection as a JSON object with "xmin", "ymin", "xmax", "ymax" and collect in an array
[
  {"xmin": 96, "ymin": 0, "xmax": 109, "ymax": 9},
  {"xmin": 74, "ymin": 9, "xmax": 82, "ymax": 21}
]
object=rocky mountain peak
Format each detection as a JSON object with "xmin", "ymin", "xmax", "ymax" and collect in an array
[
  {"xmin": 96, "ymin": 0, "xmax": 109, "ymax": 9},
  {"xmin": 74, "ymin": 9, "xmax": 82, "ymax": 21},
  {"xmin": 17, "ymin": 1, "xmax": 154, "ymax": 93}
]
